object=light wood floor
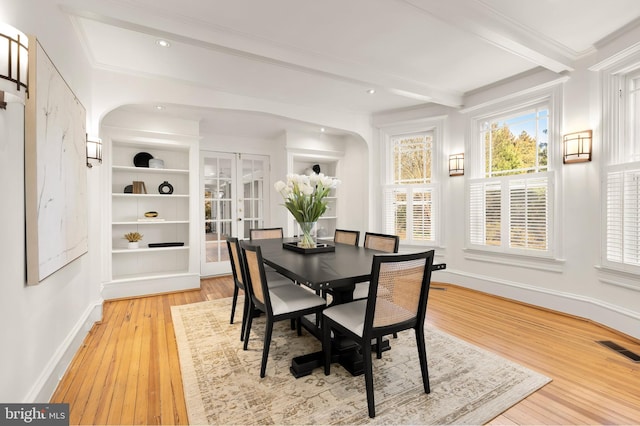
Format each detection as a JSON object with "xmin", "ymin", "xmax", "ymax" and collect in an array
[{"xmin": 51, "ymin": 277, "xmax": 640, "ymax": 425}]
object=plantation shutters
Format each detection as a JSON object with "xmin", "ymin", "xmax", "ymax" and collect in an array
[
  {"xmin": 606, "ymin": 164, "xmax": 640, "ymax": 269},
  {"xmin": 468, "ymin": 173, "xmax": 551, "ymax": 252},
  {"xmin": 383, "ymin": 186, "xmax": 436, "ymax": 244}
]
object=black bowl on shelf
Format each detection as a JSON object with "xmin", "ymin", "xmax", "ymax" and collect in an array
[{"xmin": 133, "ymin": 152, "xmax": 154, "ymax": 167}]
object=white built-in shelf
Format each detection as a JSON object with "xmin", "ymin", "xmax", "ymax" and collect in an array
[
  {"xmin": 107, "ymin": 135, "xmax": 198, "ymax": 299},
  {"xmin": 110, "ymin": 271, "xmax": 193, "ymax": 284},
  {"xmin": 112, "ymin": 165, "xmax": 189, "ymax": 174},
  {"xmin": 112, "ymin": 220, "xmax": 189, "ymax": 225},
  {"xmin": 112, "ymin": 245, "xmax": 190, "ymax": 254},
  {"xmin": 112, "ymin": 193, "xmax": 189, "ymax": 198}
]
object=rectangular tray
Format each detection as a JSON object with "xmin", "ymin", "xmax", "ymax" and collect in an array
[
  {"xmin": 148, "ymin": 242, "xmax": 185, "ymax": 248},
  {"xmin": 282, "ymin": 241, "xmax": 335, "ymax": 254}
]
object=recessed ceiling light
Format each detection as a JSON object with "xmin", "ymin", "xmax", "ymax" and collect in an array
[
  {"xmin": 320, "ymin": 127, "xmax": 326, "ymax": 132},
  {"xmin": 367, "ymin": 88, "xmax": 376, "ymax": 94},
  {"xmin": 156, "ymin": 39, "xmax": 171, "ymax": 48},
  {"xmin": 155, "ymin": 105, "xmax": 165, "ymax": 110}
]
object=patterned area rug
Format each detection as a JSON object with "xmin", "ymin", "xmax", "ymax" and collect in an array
[{"xmin": 171, "ymin": 299, "xmax": 550, "ymax": 425}]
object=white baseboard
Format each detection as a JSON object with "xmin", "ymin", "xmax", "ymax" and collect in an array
[
  {"xmin": 25, "ymin": 300, "xmax": 103, "ymax": 403},
  {"xmin": 437, "ymin": 269, "xmax": 640, "ymax": 340}
]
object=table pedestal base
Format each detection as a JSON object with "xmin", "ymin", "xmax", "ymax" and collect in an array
[{"xmin": 289, "ymin": 337, "xmax": 391, "ymax": 378}]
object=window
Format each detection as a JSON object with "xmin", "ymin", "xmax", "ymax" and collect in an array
[
  {"xmin": 383, "ymin": 132, "xmax": 439, "ymax": 245},
  {"xmin": 468, "ymin": 99, "xmax": 556, "ymax": 256},
  {"xmin": 599, "ymin": 58, "xmax": 640, "ymax": 273}
]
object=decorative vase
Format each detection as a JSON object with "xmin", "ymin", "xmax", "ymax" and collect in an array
[
  {"xmin": 128, "ymin": 242, "xmax": 139, "ymax": 249},
  {"xmin": 297, "ymin": 221, "xmax": 318, "ymax": 248}
]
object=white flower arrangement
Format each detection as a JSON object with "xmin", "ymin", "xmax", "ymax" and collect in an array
[{"xmin": 274, "ymin": 173, "xmax": 341, "ymax": 247}]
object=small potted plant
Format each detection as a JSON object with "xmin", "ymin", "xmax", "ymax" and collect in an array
[{"xmin": 124, "ymin": 232, "xmax": 143, "ymax": 249}]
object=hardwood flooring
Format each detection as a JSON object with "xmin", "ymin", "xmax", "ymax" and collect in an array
[{"xmin": 50, "ymin": 277, "xmax": 640, "ymax": 425}]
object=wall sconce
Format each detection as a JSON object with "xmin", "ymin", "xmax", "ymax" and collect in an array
[
  {"xmin": 0, "ymin": 23, "xmax": 29, "ymax": 109},
  {"xmin": 449, "ymin": 153, "xmax": 464, "ymax": 176},
  {"xmin": 86, "ymin": 136, "xmax": 103, "ymax": 168},
  {"xmin": 563, "ymin": 130, "xmax": 592, "ymax": 163}
]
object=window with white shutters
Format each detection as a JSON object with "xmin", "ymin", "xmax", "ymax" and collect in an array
[
  {"xmin": 605, "ymin": 164, "xmax": 640, "ymax": 271},
  {"xmin": 383, "ymin": 132, "xmax": 438, "ymax": 245},
  {"xmin": 600, "ymin": 59, "xmax": 640, "ymax": 274},
  {"xmin": 467, "ymin": 99, "xmax": 555, "ymax": 257},
  {"xmin": 469, "ymin": 174, "xmax": 551, "ymax": 252}
]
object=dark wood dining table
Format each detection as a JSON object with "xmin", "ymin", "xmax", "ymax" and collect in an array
[
  {"xmin": 252, "ymin": 237, "xmax": 378, "ymax": 303},
  {"xmin": 248, "ymin": 237, "xmax": 446, "ymax": 377}
]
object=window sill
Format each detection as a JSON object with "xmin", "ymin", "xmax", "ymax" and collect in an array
[
  {"xmin": 463, "ymin": 248, "xmax": 565, "ymax": 273},
  {"xmin": 595, "ymin": 265, "xmax": 640, "ymax": 291}
]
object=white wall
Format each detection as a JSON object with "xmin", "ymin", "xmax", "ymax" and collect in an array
[
  {"xmin": 4, "ymin": 0, "xmax": 640, "ymax": 404},
  {"xmin": 372, "ymin": 34, "xmax": 640, "ymax": 340},
  {"xmin": 0, "ymin": 0, "xmax": 101, "ymax": 402}
]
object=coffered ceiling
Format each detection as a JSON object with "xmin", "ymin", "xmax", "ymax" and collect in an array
[{"xmin": 59, "ymin": 0, "xmax": 640, "ymax": 137}]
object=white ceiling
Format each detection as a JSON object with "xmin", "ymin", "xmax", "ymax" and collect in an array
[{"xmin": 60, "ymin": 0, "xmax": 640, "ymax": 138}]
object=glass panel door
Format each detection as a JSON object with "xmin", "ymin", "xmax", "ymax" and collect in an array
[
  {"xmin": 200, "ymin": 151, "xmax": 269, "ymax": 276},
  {"xmin": 240, "ymin": 155, "xmax": 268, "ymax": 237}
]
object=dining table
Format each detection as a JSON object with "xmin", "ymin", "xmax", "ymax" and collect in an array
[{"xmin": 248, "ymin": 237, "xmax": 446, "ymax": 377}]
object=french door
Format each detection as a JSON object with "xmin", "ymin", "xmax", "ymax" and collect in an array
[{"xmin": 200, "ymin": 151, "xmax": 269, "ymax": 276}]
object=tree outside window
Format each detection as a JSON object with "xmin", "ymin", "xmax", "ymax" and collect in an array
[
  {"xmin": 385, "ymin": 132, "xmax": 437, "ymax": 244},
  {"xmin": 470, "ymin": 104, "xmax": 552, "ymax": 254}
]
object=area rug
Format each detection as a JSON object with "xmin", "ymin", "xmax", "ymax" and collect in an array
[{"xmin": 171, "ymin": 299, "xmax": 550, "ymax": 425}]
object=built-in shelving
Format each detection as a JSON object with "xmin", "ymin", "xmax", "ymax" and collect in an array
[{"xmin": 104, "ymin": 134, "xmax": 200, "ymax": 300}]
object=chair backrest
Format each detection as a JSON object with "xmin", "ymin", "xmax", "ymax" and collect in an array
[
  {"xmin": 364, "ymin": 250, "xmax": 435, "ymax": 335},
  {"xmin": 249, "ymin": 227, "xmax": 284, "ymax": 240},
  {"xmin": 334, "ymin": 229, "xmax": 360, "ymax": 246},
  {"xmin": 226, "ymin": 237, "xmax": 245, "ymax": 290},
  {"xmin": 240, "ymin": 242, "xmax": 271, "ymax": 314},
  {"xmin": 364, "ymin": 232, "xmax": 399, "ymax": 253}
]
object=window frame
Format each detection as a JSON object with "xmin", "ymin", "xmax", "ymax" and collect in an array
[
  {"xmin": 594, "ymin": 47, "xmax": 640, "ymax": 275},
  {"xmin": 379, "ymin": 117, "xmax": 445, "ymax": 247},
  {"xmin": 465, "ymin": 85, "xmax": 563, "ymax": 259}
]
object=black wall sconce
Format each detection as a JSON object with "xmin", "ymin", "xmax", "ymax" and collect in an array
[
  {"xmin": 0, "ymin": 22, "xmax": 29, "ymax": 109},
  {"xmin": 563, "ymin": 130, "xmax": 592, "ymax": 164},
  {"xmin": 449, "ymin": 153, "xmax": 464, "ymax": 176},
  {"xmin": 86, "ymin": 136, "xmax": 103, "ymax": 168}
]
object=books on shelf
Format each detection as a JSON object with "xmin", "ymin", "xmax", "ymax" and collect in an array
[{"xmin": 132, "ymin": 181, "xmax": 147, "ymax": 194}]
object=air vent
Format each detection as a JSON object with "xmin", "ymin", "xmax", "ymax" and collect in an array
[{"xmin": 597, "ymin": 340, "xmax": 640, "ymax": 362}]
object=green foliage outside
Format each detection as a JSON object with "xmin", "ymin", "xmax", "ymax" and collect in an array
[{"xmin": 484, "ymin": 123, "xmax": 548, "ymax": 176}]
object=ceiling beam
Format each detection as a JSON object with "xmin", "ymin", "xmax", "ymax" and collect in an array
[{"xmin": 404, "ymin": 0, "xmax": 575, "ymax": 73}]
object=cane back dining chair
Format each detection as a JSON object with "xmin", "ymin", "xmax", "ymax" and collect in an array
[
  {"xmin": 322, "ymin": 250, "xmax": 435, "ymax": 418},
  {"xmin": 247, "ymin": 227, "xmax": 294, "ymax": 282},
  {"xmin": 241, "ymin": 242, "xmax": 327, "ymax": 378},
  {"xmin": 249, "ymin": 227, "xmax": 284, "ymax": 240},
  {"xmin": 227, "ymin": 237, "xmax": 291, "ymax": 340},
  {"xmin": 226, "ymin": 237, "xmax": 290, "ymax": 341},
  {"xmin": 334, "ymin": 229, "xmax": 360, "ymax": 246},
  {"xmin": 351, "ymin": 232, "xmax": 400, "ymax": 300}
]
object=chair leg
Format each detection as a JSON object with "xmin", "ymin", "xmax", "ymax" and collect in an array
[
  {"xmin": 230, "ymin": 286, "xmax": 239, "ymax": 324},
  {"xmin": 240, "ymin": 293, "xmax": 250, "ymax": 341},
  {"xmin": 296, "ymin": 316, "xmax": 302, "ymax": 336},
  {"xmin": 363, "ymin": 338, "xmax": 376, "ymax": 418},
  {"xmin": 291, "ymin": 318, "xmax": 296, "ymax": 330},
  {"xmin": 323, "ymin": 320, "xmax": 332, "ymax": 376},
  {"xmin": 243, "ymin": 308, "xmax": 254, "ymax": 351},
  {"xmin": 415, "ymin": 327, "xmax": 431, "ymax": 394},
  {"xmin": 260, "ymin": 318, "xmax": 273, "ymax": 378}
]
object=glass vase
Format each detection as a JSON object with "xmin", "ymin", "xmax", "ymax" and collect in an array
[{"xmin": 297, "ymin": 221, "xmax": 318, "ymax": 248}]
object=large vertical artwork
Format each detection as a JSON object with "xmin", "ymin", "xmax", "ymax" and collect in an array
[{"xmin": 25, "ymin": 38, "xmax": 88, "ymax": 285}]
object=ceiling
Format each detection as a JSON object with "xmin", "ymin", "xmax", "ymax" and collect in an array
[{"xmin": 61, "ymin": 0, "xmax": 640, "ymax": 138}]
